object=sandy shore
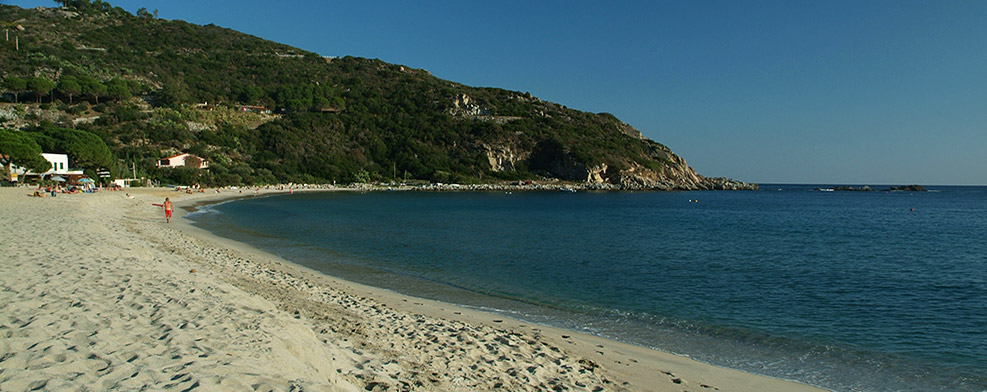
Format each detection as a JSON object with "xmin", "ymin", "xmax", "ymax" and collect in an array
[{"xmin": 0, "ymin": 187, "xmax": 824, "ymax": 391}]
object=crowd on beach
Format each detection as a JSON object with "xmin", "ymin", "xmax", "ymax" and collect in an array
[
  {"xmin": 20, "ymin": 176, "xmax": 751, "ymax": 202},
  {"xmin": 22, "ymin": 181, "xmax": 609, "ymax": 199},
  {"xmin": 28, "ymin": 183, "xmax": 101, "ymax": 197}
]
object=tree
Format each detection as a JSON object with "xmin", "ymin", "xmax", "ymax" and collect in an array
[
  {"xmin": 313, "ymin": 96, "xmax": 331, "ymax": 111},
  {"xmin": 354, "ymin": 169, "xmax": 371, "ymax": 183},
  {"xmin": 78, "ymin": 76, "xmax": 106, "ymax": 104},
  {"xmin": 238, "ymin": 85, "xmax": 264, "ymax": 104},
  {"xmin": 331, "ymin": 96, "xmax": 346, "ymax": 111},
  {"xmin": 3, "ymin": 77, "xmax": 27, "ymax": 103},
  {"xmin": 33, "ymin": 126, "xmax": 114, "ymax": 170},
  {"xmin": 0, "ymin": 128, "xmax": 50, "ymax": 175},
  {"xmin": 105, "ymin": 78, "xmax": 131, "ymax": 101},
  {"xmin": 155, "ymin": 78, "xmax": 192, "ymax": 108},
  {"xmin": 27, "ymin": 77, "xmax": 56, "ymax": 104},
  {"xmin": 57, "ymin": 76, "xmax": 82, "ymax": 104}
]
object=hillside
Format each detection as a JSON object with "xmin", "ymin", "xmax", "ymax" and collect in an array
[{"xmin": 0, "ymin": 3, "xmax": 755, "ymax": 190}]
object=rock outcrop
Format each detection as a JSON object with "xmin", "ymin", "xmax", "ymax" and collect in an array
[
  {"xmin": 479, "ymin": 138, "xmax": 757, "ymax": 191},
  {"xmin": 449, "ymin": 93, "xmax": 488, "ymax": 117},
  {"xmin": 887, "ymin": 185, "xmax": 926, "ymax": 192},
  {"xmin": 481, "ymin": 143, "xmax": 527, "ymax": 173},
  {"xmin": 832, "ymin": 186, "xmax": 874, "ymax": 192}
]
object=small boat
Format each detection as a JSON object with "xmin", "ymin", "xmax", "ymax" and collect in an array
[{"xmin": 560, "ymin": 187, "xmax": 576, "ymax": 193}]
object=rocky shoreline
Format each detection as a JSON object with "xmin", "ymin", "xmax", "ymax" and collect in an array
[
  {"xmin": 236, "ymin": 177, "xmax": 759, "ymax": 193},
  {"xmin": 342, "ymin": 177, "xmax": 758, "ymax": 193}
]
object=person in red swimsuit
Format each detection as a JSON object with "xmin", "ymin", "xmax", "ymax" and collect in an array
[{"xmin": 163, "ymin": 197, "xmax": 173, "ymax": 223}]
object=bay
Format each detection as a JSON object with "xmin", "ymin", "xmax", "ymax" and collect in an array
[{"xmin": 189, "ymin": 185, "xmax": 987, "ymax": 391}]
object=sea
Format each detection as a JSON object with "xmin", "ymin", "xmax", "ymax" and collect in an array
[{"xmin": 188, "ymin": 185, "xmax": 987, "ymax": 392}]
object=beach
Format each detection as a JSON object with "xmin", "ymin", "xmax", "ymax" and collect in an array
[{"xmin": 0, "ymin": 187, "xmax": 823, "ymax": 391}]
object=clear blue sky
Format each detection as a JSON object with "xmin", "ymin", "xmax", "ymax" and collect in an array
[{"xmin": 7, "ymin": 0, "xmax": 987, "ymax": 184}]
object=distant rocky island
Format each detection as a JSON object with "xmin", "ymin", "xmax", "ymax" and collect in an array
[
  {"xmin": 817, "ymin": 185, "xmax": 927, "ymax": 192},
  {"xmin": 887, "ymin": 185, "xmax": 926, "ymax": 192}
]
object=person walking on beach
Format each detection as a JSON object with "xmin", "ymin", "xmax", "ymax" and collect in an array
[{"xmin": 163, "ymin": 197, "xmax": 173, "ymax": 223}]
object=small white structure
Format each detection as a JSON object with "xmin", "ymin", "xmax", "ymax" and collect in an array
[
  {"xmin": 41, "ymin": 153, "xmax": 70, "ymax": 174},
  {"xmin": 112, "ymin": 178, "xmax": 149, "ymax": 188},
  {"xmin": 157, "ymin": 153, "xmax": 208, "ymax": 169},
  {"xmin": 6, "ymin": 153, "xmax": 83, "ymax": 181}
]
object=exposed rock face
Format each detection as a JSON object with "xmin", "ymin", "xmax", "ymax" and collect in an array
[
  {"xmin": 449, "ymin": 91, "xmax": 753, "ymax": 190},
  {"xmin": 482, "ymin": 144, "xmax": 528, "ymax": 173},
  {"xmin": 489, "ymin": 137, "xmax": 757, "ymax": 190},
  {"xmin": 610, "ymin": 160, "xmax": 757, "ymax": 190},
  {"xmin": 455, "ymin": 88, "xmax": 754, "ymax": 190},
  {"xmin": 449, "ymin": 93, "xmax": 488, "ymax": 117},
  {"xmin": 701, "ymin": 177, "xmax": 759, "ymax": 190},
  {"xmin": 585, "ymin": 164, "xmax": 609, "ymax": 183},
  {"xmin": 605, "ymin": 140, "xmax": 759, "ymax": 190},
  {"xmin": 614, "ymin": 121, "xmax": 646, "ymax": 140}
]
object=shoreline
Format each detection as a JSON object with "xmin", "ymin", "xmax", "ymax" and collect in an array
[{"xmin": 0, "ymin": 187, "xmax": 823, "ymax": 391}]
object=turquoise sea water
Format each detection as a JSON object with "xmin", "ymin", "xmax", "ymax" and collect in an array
[{"xmin": 189, "ymin": 185, "xmax": 987, "ymax": 391}]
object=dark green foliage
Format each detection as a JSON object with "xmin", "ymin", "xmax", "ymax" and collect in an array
[
  {"xmin": 0, "ymin": 2, "xmax": 680, "ymax": 186},
  {"xmin": 77, "ymin": 75, "xmax": 107, "ymax": 104},
  {"xmin": 27, "ymin": 77, "xmax": 55, "ymax": 103},
  {"xmin": 0, "ymin": 128, "xmax": 50, "ymax": 173},
  {"xmin": 26, "ymin": 124, "xmax": 115, "ymax": 171},
  {"xmin": 105, "ymin": 78, "xmax": 131, "ymax": 101},
  {"xmin": 57, "ymin": 76, "xmax": 82, "ymax": 104},
  {"xmin": 55, "ymin": 0, "xmax": 115, "ymax": 16},
  {"xmin": 2, "ymin": 77, "xmax": 27, "ymax": 103}
]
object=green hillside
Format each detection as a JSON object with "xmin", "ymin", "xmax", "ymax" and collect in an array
[{"xmin": 0, "ymin": 2, "xmax": 753, "ymax": 189}]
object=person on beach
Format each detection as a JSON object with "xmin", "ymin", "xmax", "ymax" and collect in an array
[{"xmin": 163, "ymin": 197, "xmax": 173, "ymax": 223}]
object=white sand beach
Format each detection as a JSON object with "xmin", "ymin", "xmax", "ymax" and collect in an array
[{"xmin": 0, "ymin": 187, "xmax": 824, "ymax": 391}]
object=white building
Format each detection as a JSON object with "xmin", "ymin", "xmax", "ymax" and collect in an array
[
  {"xmin": 41, "ymin": 153, "xmax": 70, "ymax": 175},
  {"xmin": 6, "ymin": 153, "xmax": 85, "ymax": 182},
  {"xmin": 157, "ymin": 153, "xmax": 209, "ymax": 169}
]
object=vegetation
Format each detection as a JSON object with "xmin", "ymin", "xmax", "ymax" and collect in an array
[
  {"xmin": 0, "ymin": 128, "xmax": 50, "ymax": 173},
  {"xmin": 0, "ymin": 2, "xmax": 680, "ymax": 186}
]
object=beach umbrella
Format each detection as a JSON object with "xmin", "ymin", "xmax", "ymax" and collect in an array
[
  {"xmin": 78, "ymin": 178, "xmax": 95, "ymax": 184},
  {"xmin": 51, "ymin": 175, "xmax": 66, "ymax": 182}
]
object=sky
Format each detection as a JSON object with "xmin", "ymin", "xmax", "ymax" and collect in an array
[{"xmin": 5, "ymin": 0, "xmax": 986, "ymax": 185}]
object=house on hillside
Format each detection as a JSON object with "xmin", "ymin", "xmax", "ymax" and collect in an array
[
  {"xmin": 317, "ymin": 107, "xmax": 343, "ymax": 114},
  {"xmin": 157, "ymin": 153, "xmax": 208, "ymax": 169},
  {"xmin": 238, "ymin": 105, "xmax": 271, "ymax": 114}
]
